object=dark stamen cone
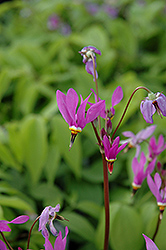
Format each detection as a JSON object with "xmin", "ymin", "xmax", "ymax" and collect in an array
[
  {"xmin": 108, "ymin": 162, "xmax": 114, "ymax": 175},
  {"xmin": 69, "ymin": 133, "xmax": 77, "ymax": 151},
  {"xmin": 131, "ymin": 188, "xmax": 138, "ymax": 197}
]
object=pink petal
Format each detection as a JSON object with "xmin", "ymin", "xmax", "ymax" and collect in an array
[
  {"xmin": 0, "ymin": 240, "xmax": 8, "ymax": 250},
  {"xmin": 147, "ymin": 174, "xmax": 161, "ymax": 202},
  {"xmin": 143, "ymin": 234, "xmax": 159, "ymax": 250},
  {"xmin": 86, "ymin": 100, "xmax": 105, "ymax": 123},
  {"xmin": 56, "ymin": 90, "xmax": 72, "ymax": 125},
  {"xmin": 10, "ymin": 215, "xmax": 29, "ymax": 224},
  {"xmin": 77, "ymin": 93, "xmax": 91, "ymax": 129},
  {"xmin": 66, "ymin": 88, "xmax": 79, "ymax": 121},
  {"xmin": 44, "ymin": 237, "xmax": 54, "ymax": 250},
  {"xmin": 111, "ymin": 86, "xmax": 123, "ymax": 107}
]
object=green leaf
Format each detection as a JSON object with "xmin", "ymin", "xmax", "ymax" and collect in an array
[
  {"xmin": 0, "ymin": 68, "xmax": 11, "ymax": 101},
  {"xmin": 0, "ymin": 195, "xmax": 34, "ymax": 212},
  {"xmin": 76, "ymin": 201, "xmax": 102, "ymax": 219},
  {"xmin": 51, "ymin": 116, "xmax": 82, "ymax": 178},
  {"xmin": 110, "ymin": 204, "xmax": 144, "ymax": 250},
  {"xmin": 21, "ymin": 115, "xmax": 48, "ymax": 183},
  {"xmin": 61, "ymin": 211, "xmax": 95, "ymax": 242}
]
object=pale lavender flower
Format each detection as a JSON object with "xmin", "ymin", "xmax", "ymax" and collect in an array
[
  {"xmin": 86, "ymin": 3, "xmax": 100, "ymax": 15},
  {"xmin": 102, "ymin": 135, "xmax": 127, "ymax": 174},
  {"xmin": 122, "ymin": 125, "xmax": 156, "ymax": 157},
  {"xmin": 60, "ymin": 23, "xmax": 71, "ymax": 36},
  {"xmin": 39, "ymin": 204, "xmax": 60, "ymax": 238},
  {"xmin": 56, "ymin": 88, "xmax": 105, "ymax": 149},
  {"xmin": 47, "ymin": 14, "xmax": 60, "ymax": 30},
  {"xmin": 44, "ymin": 227, "xmax": 68, "ymax": 250},
  {"xmin": 140, "ymin": 92, "xmax": 166, "ymax": 123},
  {"xmin": 0, "ymin": 215, "xmax": 29, "ymax": 232},
  {"xmin": 102, "ymin": 4, "xmax": 118, "ymax": 18},
  {"xmin": 143, "ymin": 234, "xmax": 159, "ymax": 250},
  {"xmin": 0, "ymin": 240, "xmax": 7, "ymax": 250},
  {"xmin": 79, "ymin": 46, "xmax": 101, "ymax": 81},
  {"xmin": 132, "ymin": 152, "xmax": 156, "ymax": 191},
  {"xmin": 148, "ymin": 135, "xmax": 166, "ymax": 161},
  {"xmin": 147, "ymin": 173, "xmax": 166, "ymax": 211}
]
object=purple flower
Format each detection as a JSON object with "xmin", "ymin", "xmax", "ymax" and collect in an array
[
  {"xmin": 79, "ymin": 46, "xmax": 101, "ymax": 81},
  {"xmin": 47, "ymin": 14, "xmax": 60, "ymax": 30},
  {"xmin": 102, "ymin": 4, "xmax": 118, "ymax": 18},
  {"xmin": 122, "ymin": 125, "xmax": 156, "ymax": 157},
  {"xmin": 56, "ymin": 88, "xmax": 105, "ymax": 149},
  {"xmin": 148, "ymin": 135, "xmax": 166, "ymax": 161},
  {"xmin": 86, "ymin": 3, "xmax": 100, "ymax": 15},
  {"xmin": 102, "ymin": 135, "xmax": 127, "ymax": 174},
  {"xmin": 147, "ymin": 173, "xmax": 166, "ymax": 212},
  {"xmin": 132, "ymin": 152, "xmax": 156, "ymax": 191},
  {"xmin": 140, "ymin": 92, "xmax": 166, "ymax": 123},
  {"xmin": 44, "ymin": 226, "xmax": 68, "ymax": 250},
  {"xmin": 142, "ymin": 234, "xmax": 159, "ymax": 250},
  {"xmin": 107, "ymin": 86, "xmax": 123, "ymax": 118},
  {"xmin": 39, "ymin": 204, "xmax": 60, "ymax": 238},
  {"xmin": 0, "ymin": 215, "xmax": 29, "ymax": 232}
]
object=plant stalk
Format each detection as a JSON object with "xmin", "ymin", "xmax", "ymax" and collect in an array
[
  {"xmin": 0, "ymin": 232, "xmax": 14, "ymax": 250},
  {"xmin": 27, "ymin": 216, "xmax": 40, "ymax": 249}
]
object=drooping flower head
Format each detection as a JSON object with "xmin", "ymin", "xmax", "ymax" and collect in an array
[
  {"xmin": 39, "ymin": 204, "xmax": 60, "ymax": 238},
  {"xmin": 102, "ymin": 135, "xmax": 127, "ymax": 174},
  {"xmin": 140, "ymin": 92, "xmax": 166, "ymax": 123},
  {"xmin": 147, "ymin": 173, "xmax": 166, "ymax": 213},
  {"xmin": 142, "ymin": 234, "xmax": 159, "ymax": 250},
  {"xmin": 79, "ymin": 46, "xmax": 101, "ymax": 81},
  {"xmin": 132, "ymin": 152, "xmax": 156, "ymax": 193},
  {"xmin": 121, "ymin": 125, "xmax": 156, "ymax": 157},
  {"xmin": 0, "ymin": 215, "xmax": 29, "ymax": 233},
  {"xmin": 148, "ymin": 135, "xmax": 166, "ymax": 161},
  {"xmin": 44, "ymin": 226, "xmax": 69, "ymax": 250},
  {"xmin": 56, "ymin": 88, "xmax": 105, "ymax": 149}
]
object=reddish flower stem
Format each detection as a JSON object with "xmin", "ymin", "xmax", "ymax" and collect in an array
[
  {"xmin": 152, "ymin": 211, "xmax": 163, "ymax": 241},
  {"xmin": 102, "ymin": 153, "xmax": 110, "ymax": 250},
  {"xmin": 0, "ymin": 232, "xmax": 14, "ymax": 250},
  {"xmin": 27, "ymin": 216, "xmax": 40, "ymax": 249},
  {"xmin": 111, "ymin": 86, "xmax": 151, "ymax": 140}
]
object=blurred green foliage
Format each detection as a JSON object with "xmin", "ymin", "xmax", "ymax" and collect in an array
[{"xmin": 0, "ymin": 0, "xmax": 166, "ymax": 249}]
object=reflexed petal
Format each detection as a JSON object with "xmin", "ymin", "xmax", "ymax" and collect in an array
[
  {"xmin": 49, "ymin": 220, "xmax": 58, "ymax": 236},
  {"xmin": 157, "ymin": 94, "xmax": 166, "ymax": 116},
  {"xmin": 66, "ymin": 89, "xmax": 79, "ymax": 121},
  {"xmin": 39, "ymin": 206, "xmax": 50, "ymax": 231},
  {"xmin": 102, "ymin": 135, "xmax": 111, "ymax": 159},
  {"xmin": 143, "ymin": 234, "xmax": 159, "ymax": 250},
  {"xmin": 86, "ymin": 100, "xmax": 105, "ymax": 123},
  {"xmin": 154, "ymin": 173, "xmax": 162, "ymax": 190},
  {"xmin": 132, "ymin": 157, "xmax": 139, "ymax": 175},
  {"xmin": 112, "ymin": 136, "xmax": 120, "ymax": 147},
  {"xmin": 122, "ymin": 131, "xmax": 135, "ymax": 139},
  {"xmin": 138, "ymin": 125, "xmax": 156, "ymax": 141},
  {"xmin": 117, "ymin": 142, "xmax": 127, "ymax": 154},
  {"xmin": 0, "ymin": 221, "xmax": 11, "ymax": 232},
  {"xmin": 54, "ymin": 227, "xmax": 69, "ymax": 250},
  {"xmin": 0, "ymin": 240, "xmax": 8, "ymax": 250},
  {"xmin": 140, "ymin": 100, "xmax": 155, "ymax": 124},
  {"xmin": 135, "ymin": 145, "xmax": 141, "ymax": 158},
  {"xmin": 140, "ymin": 152, "xmax": 146, "ymax": 166},
  {"xmin": 147, "ymin": 174, "xmax": 161, "ymax": 202},
  {"xmin": 85, "ymin": 60, "xmax": 98, "ymax": 79},
  {"xmin": 56, "ymin": 90, "xmax": 72, "ymax": 125},
  {"xmin": 10, "ymin": 215, "xmax": 29, "ymax": 224},
  {"xmin": 145, "ymin": 158, "xmax": 156, "ymax": 176},
  {"xmin": 77, "ymin": 93, "xmax": 91, "ymax": 129},
  {"xmin": 111, "ymin": 86, "xmax": 123, "ymax": 107},
  {"xmin": 44, "ymin": 237, "xmax": 54, "ymax": 250}
]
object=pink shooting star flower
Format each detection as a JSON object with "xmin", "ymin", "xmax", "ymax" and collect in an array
[
  {"xmin": 121, "ymin": 125, "xmax": 156, "ymax": 157},
  {"xmin": 142, "ymin": 234, "xmax": 159, "ymax": 250},
  {"xmin": 140, "ymin": 92, "xmax": 166, "ymax": 124},
  {"xmin": 147, "ymin": 172, "xmax": 166, "ymax": 213},
  {"xmin": 79, "ymin": 46, "xmax": 101, "ymax": 81},
  {"xmin": 44, "ymin": 226, "xmax": 68, "ymax": 250},
  {"xmin": 56, "ymin": 88, "xmax": 105, "ymax": 149},
  {"xmin": 102, "ymin": 135, "xmax": 127, "ymax": 174},
  {"xmin": 132, "ymin": 152, "xmax": 156, "ymax": 194},
  {"xmin": 148, "ymin": 135, "xmax": 166, "ymax": 161}
]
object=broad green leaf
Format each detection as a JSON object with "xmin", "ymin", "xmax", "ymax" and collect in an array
[
  {"xmin": 51, "ymin": 116, "xmax": 82, "ymax": 178},
  {"xmin": 0, "ymin": 68, "xmax": 11, "ymax": 101},
  {"xmin": 76, "ymin": 201, "xmax": 102, "ymax": 219},
  {"xmin": 110, "ymin": 204, "xmax": 144, "ymax": 250},
  {"xmin": 0, "ymin": 195, "xmax": 34, "ymax": 212},
  {"xmin": 21, "ymin": 115, "xmax": 48, "ymax": 183},
  {"xmin": 44, "ymin": 144, "xmax": 61, "ymax": 184},
  {"xmin": 0, "ymin": 143, "xmax": 21, "ymax": 171},
  {"xmin": 61, "ymin": 211, "xmax": 95, "ymax": 242}
]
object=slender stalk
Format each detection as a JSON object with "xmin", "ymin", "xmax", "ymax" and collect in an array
[
  {"xmin": 0, "ymin": 232, "xmax": 14, "ymax": 250},
  {"xmin": 111, "ymin": 86, "xmax": 151, "ymax": 140},
  {"xmin": 27, "ymin": 216, "xmax": 40, "ymax": 249},
  {"xmin": 102, "ymin": 153, "xmax": 110, "ymax": 250},
  {"xmin": 152, "ymin": 211, "xmax": 163, "ymax": 241},
  {"xmin": 91, "ymin": 54, "xmax": 101, "ymax": 134}
]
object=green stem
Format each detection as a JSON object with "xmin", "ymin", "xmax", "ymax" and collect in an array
[
  {"xmin": 111, "ymin": 86, "xmax": 151, "ymax": 140},
  {"xmin": 0, "ymin": 232, "xmax": 14, "ymax": 250},
  {"xmin": 27, "ymin": 216, "xmax": 40, "ymax": 249}
]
